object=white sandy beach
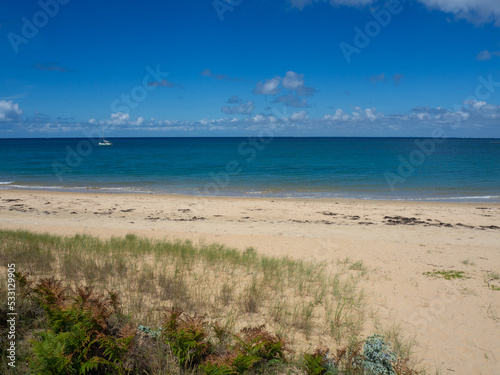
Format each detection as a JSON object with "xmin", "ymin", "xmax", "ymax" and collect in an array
[{"xmin": 1, "ymin": 189, "xmax": 499, "ymax": 374}]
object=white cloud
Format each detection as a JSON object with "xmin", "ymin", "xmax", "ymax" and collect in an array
[
  {"xmin": 415, "ymin": 0, "xmax": 500, "ymax": 26},
  {"xmin": 11, "ymin": 100, "xmax": 500, "ymax": 136},
  {"xmin": 148, "ymin": 79, "xmax": 176, "ymax": 88},
  {"xmin": 370, "ymin": 73, "xmax": 385, "ymax": 85},
  {"xmin": 436, "ymin": 110, "xmax": 470, "ymax": 122},
  {"xmin": 477, "ymin": 50, "xmax": 492, "ymax": 61},
  {"xmin": 273, "ymin": 93, "xmax": 310, "ymax": 108},
  {"xmin": 351, "ymin": 111, "xmax": 362, "ymax": 121},
  {"xmin": 323, "ymin": 109, "xmax": 348, "ymax": 121},
  {"xmin": 227, "ymin": 95, "xmax": 242, "ymax": 104},
  {"xmin": 412, "ymin": 106, "xmax": 448, "ymax": 115},
  {"xmin": 290, "ymin": 0, "xmax": 373, "ymax": 10},
  {"xmin": 0, "ymin": 100, "xmax": 22, "ymax": 122},
  {"xmin": 108, "ymin": 112, "xmax": 130, "ymax": 125},
  {"xmin": 254, "ymin": 71, "xmax": 316, "ymax": 97},
  {"xmin": 463, "ymin": 100, "xmax": 500, "ymax": 119},
  {"xmin": 323, "ymin": 107, "xmax": 384, "ymax": 122},
  {"xmin": 290, "ymin": 0, "xmax": 500, "ymax": 26},
  {"xmin": 282, "ymin": 71, "xmax": 305, "ymax": 90},
  {"xmin": 94, "ymin": 113, "xmax": 148, "ymax": 127},
  {"xmin": 252, "ymin": 114, "xmax": 266, "ymax": 122},
  {"xmin": 393, "ymin": 74, "xmax": 404, "ymax": 85},
  {"xmin": 221, "ymin": 101, "xmax": 255, "ymax": 115},
  {"xmin": 476, "ymin": 50, "xmax": 500, "ymax": 61},
  {"xmin": 410, "ymin": 104, "xmax": 487, "ymax": 124},
  {"xmin": 464, "ymin": 99, "xmax": 487, "ymax": 111},
  {"xmin": 253, "ymin": 77, "xmax": 281, "ymax": 95},
  {"xmin": 290, "ymin": 110, "xmax": 309, "ymax": 121},
  {"xmin": 365, "ymin": 107, "xmax": 383, "ymax": 121},
  {"xmin": 281, "ymin": 71, "xmax": 316, "ymax": 96},
  {"xmin": 200, "ymin": 69, "xmax": 243, "ymax": 82},
  {"xmin": 416, "ymin": 113, "xmax": 431, "ymax": 121}
]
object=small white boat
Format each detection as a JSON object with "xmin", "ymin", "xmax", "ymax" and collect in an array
[
  {"xmin": 98, "ymin": 139, "xmax": 112, "ymax": 146},
  {"xmin": 98, "ymin": 130, "xmax": 113, "ymax": 146}
]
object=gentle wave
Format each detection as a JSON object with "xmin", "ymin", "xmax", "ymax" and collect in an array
[
  {"xmin": 0, "ymin": 184, "xmax": 153, "ymax": 194},
  {"xmin": 0, "ymin": 181, "xmax": 13, "ymax": 185},
  {"xmin": 394, "ymin": 196, "xmax": 499, "ymax": 201},
  {"xmin": 1, "ymin": 182, "xmax": 499, "ymax": 202}
]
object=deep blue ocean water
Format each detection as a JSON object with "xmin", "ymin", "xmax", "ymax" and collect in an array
[{"xmin": 0, "ymin": 137, "xmax": 499, "ymax": 202}]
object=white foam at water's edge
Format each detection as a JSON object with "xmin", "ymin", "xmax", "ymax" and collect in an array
[
  {"xmin": 1, "ymin": 183, "xmax": 499, "ymax": 202},
  {"xmin": 396, "ymin": 196, "xmax": 499, "ymax": 201},
  {"xmin": 0, "ymin": 181, "xmax": 13, "ymax": 185},
  {"xmin": 0, "ymin": 184, "xmax": 153, "ymax": 194}
]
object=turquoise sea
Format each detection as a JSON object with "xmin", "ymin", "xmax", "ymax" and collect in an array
[{"xmin": 0, "ymin": 137, "xmax": 499, "ymax": 202}]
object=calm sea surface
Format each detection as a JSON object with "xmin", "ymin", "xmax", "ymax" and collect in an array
[{"xmin": 0, "ymin": 137, "xmax": 499, "ymax": 202}]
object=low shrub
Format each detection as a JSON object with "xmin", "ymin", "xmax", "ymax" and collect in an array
[
  {"xmin": 29, "ymin": 278, "xmax": 136, "ymax": 375},
  {"xmin": 162, "ymin": 307, "xmax": 212, "ymax": 369},
  {"xmin": 361, "ymin": 334, "xmax": 397, "ymax": 375}
]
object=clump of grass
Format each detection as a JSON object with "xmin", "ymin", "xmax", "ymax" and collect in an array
[
  {"xmin": 239, "ymin": 275, "xmax": 266, "ymax": 314},
  {"xmin": 348, "ymin": 260, "xmax": 366, "ymax": 271},
  {"xmin": 291, "ymin": 302, "xmax": 315, "ymax": 337},
  {"xmin": 461, "ymin": 259, "xmax": 475, "ymax": 266},
  {"xmin": 484, "ymin": 272, "xmax": 500, "ymax": 291},
  {"xmin": 218, "ymin": 282, "xmax": 233, "ymax": 307},
  {"xmin": 423, "ymin": 270, "xmax": 470, "ymax": 280},
  {"xmin": 486, "ymin": 271, "xmax": 500, "ymax": 280}
]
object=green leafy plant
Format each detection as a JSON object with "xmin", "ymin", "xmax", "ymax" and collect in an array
[
  {"xmin": 200, "ymin": 324, "xmax": 286, "ymax": 374},
  {"xmin": 302, "ymin": 345, "xmax": 364, "ymax": 375},
  {"xmin": 235, "ymin": 324, "xmax": 289, "ymax": 361},
  {"xmin": 201, "ymin": 351, "xmax": 258, "ymax": 375},
  {"xmin": 303, "ymin": 347, "xmax": 335, "ymax": 375},
  {"xmin": 423, "ymin": 270, "xmax": 469, "ymax": 280},
  {"xmin": 162, "ymin": 308, "xmax": 212, "ymax": 369},
  {"xmin": 29, "ymin": 278, "xmax": 136, "ymax": 375},
  {"xmin": 201, "ymin": 363, "xmax": 236, "ymax": 375}
]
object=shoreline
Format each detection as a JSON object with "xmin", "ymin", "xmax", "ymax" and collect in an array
[
  {"xmin": 1, "ymin": 188, "xmax": 500, "ymax": 373},
  {"xmin": 2, "ymin": 186, "xmax": 500, "ymax": 203}
]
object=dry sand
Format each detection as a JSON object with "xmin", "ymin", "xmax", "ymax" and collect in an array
[{"xmin": 1, "ymin": 189, "xmax": 499, "ymax": 374}]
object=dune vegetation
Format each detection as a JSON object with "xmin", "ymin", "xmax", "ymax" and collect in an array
[{"xmin": 0, "ymin": 229, "xmax": 420, "ymax": 374}]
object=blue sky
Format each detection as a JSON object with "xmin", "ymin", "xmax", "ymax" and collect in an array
[{"xmin": 0, "ymin": 0, "xmax": 499, "ymax": 137}]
